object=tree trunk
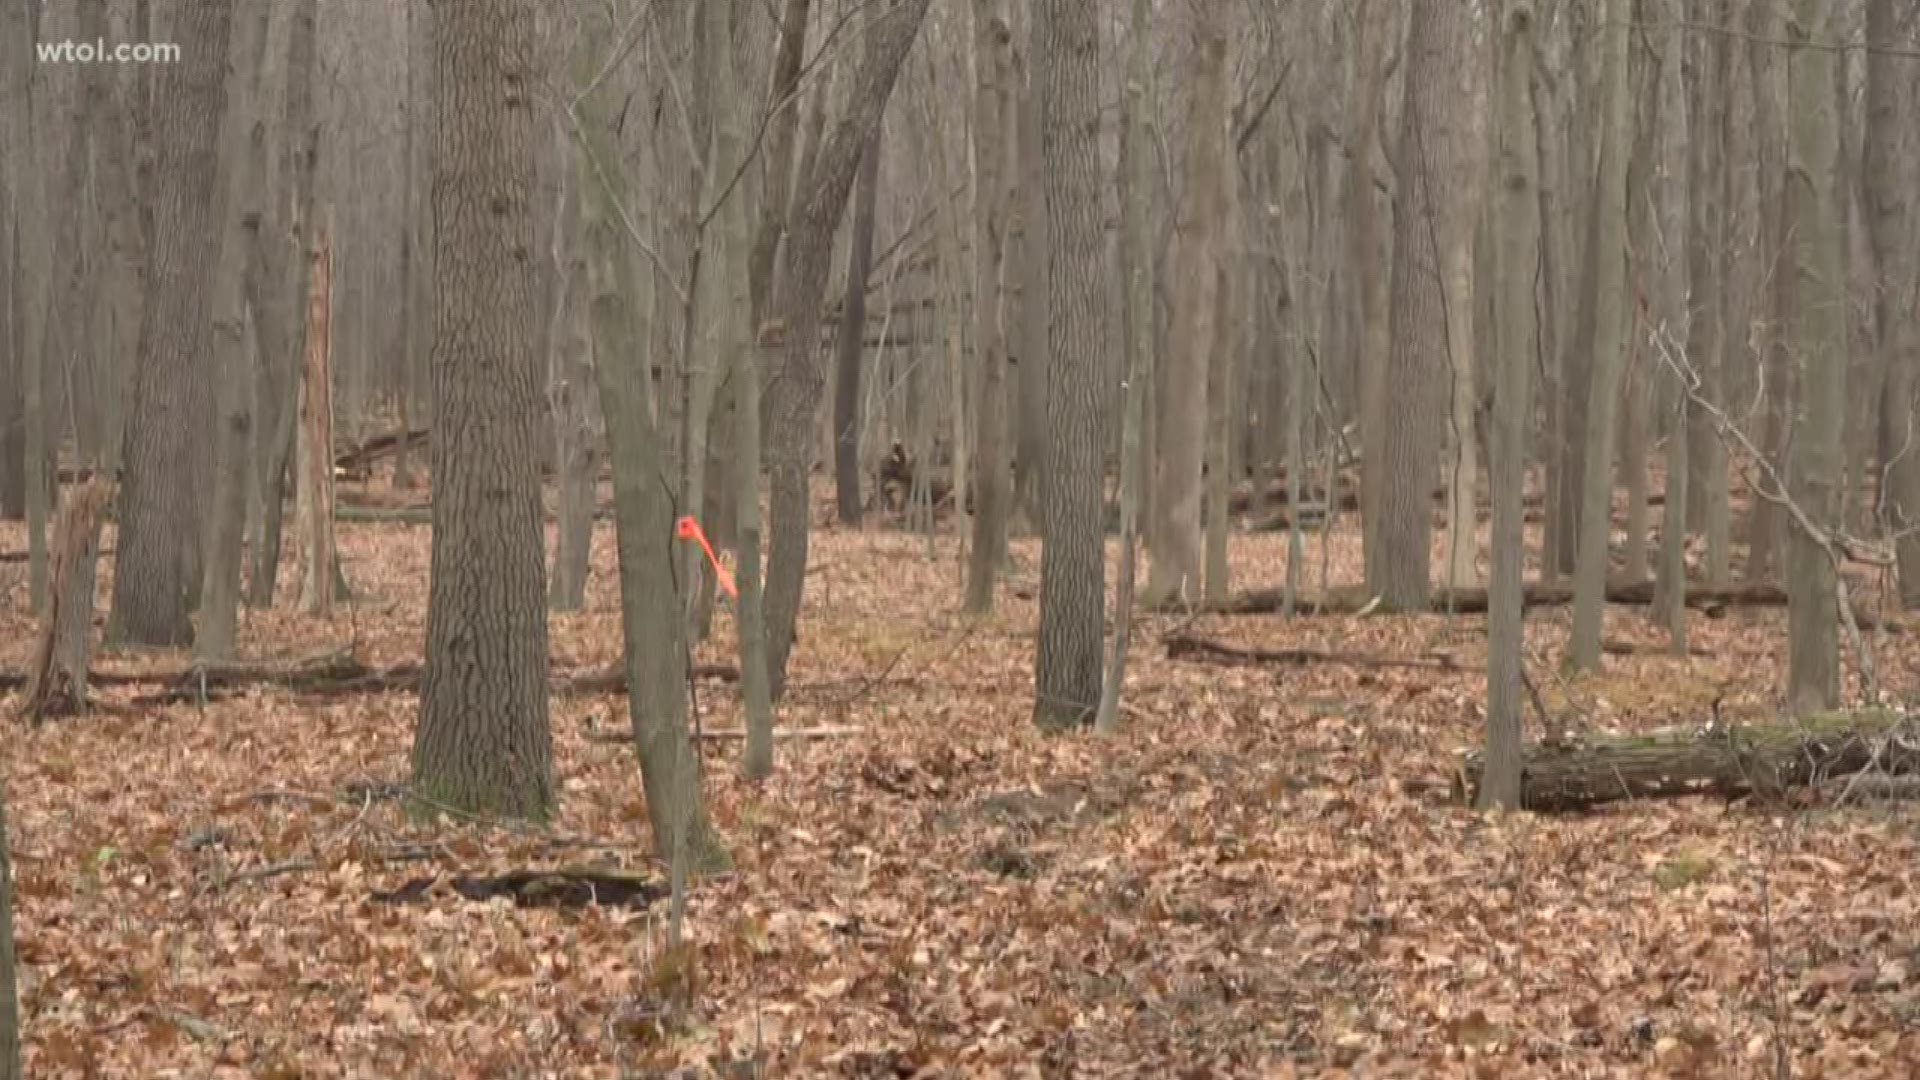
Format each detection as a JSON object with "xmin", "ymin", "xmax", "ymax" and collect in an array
[
  {"xmin": 1144, "ymin": 3, "xmax": 1228, "ymax": 607},
  {"xmin": 763, "ymin": 0, "xmax": 933, "ymax": 698},
  {"xmin": 1687, "ymin": 5, "xmax": 1732, "ymax": 585},
  {"xmin": 747, "ymin": 0, "xmax": 813, "ymax": 327},
  {"xmin": 107, "ymin": 0, "xmax": 235, "ymax": 648},
  {"xmin": 964, "ymin": 1, "xmax": 1014, "ymax": 616},
  {"xmin": 1372, "ymin": 0, "xmax": 1471, "ymax": 611},
  {"xmin": 1650, "ymin": 0, "xmax": 1692, "ymax": 653},
  {"xmin": 1347, "ymin": 0, "xmax": 1393, "ymax": 589},
  {"xmin": 1012, "ymin": 33, "xmax": 1049, "ymax": 537},
  {"xmin": 1205, "ymin": 158, "xmax": 1239, "ymax": 603},
  {"xmin": 549, "ymin": 242, "xmax": 595, "ymax": 613},
  {"xmin": 1746, "ymin": 0, "xmax": 1791, "ymax": 584},
  {"xmin": 1031, "ymin": 0, "xmax": 1108, "ymax": 731},
  {"xmin": 295, "ymin": 221, "xmax": 338, "ymax": 617},
  {"xmin": 245, "ymin": 0, "xmax": 321, "ymax": 608},
  {"xmin": 412, "ymin": 0, "xmax": 554, "ymax": 823},
  {"xmin": 1097, "ymin": 0, "xmax": 1154, "ymax": 736},
  {"xmin": 1784, "ymin": 0, "xmax": 1845, "ymax": 716},
  {"xmin": 1481, "ymin": 0, "xmax": 1540, "ymax": 811},
  {"xmin": 1568, "ymin": 0, "xmax": 1634, "ymax": 671},
  {"xmin": 1864, "ymin": 0, "xmax": 1920, "ymax": 605},
  {"xmin": 832, "ymin": 134, "xmax": 882, "ymax": 527},
  {"xmin": 572, "ymin": 9, "xmax": 728, "ymax": 868}
]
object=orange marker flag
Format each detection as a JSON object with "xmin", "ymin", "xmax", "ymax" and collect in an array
[{"xmin": 674, "ymin": 515, "xmax": 737, "ymax": 600}]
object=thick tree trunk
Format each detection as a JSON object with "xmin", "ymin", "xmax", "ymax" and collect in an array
[
  {"xmin": 1746, "ymin": 0, "xmax": 1791, "ymax": 584},
  {"xmin": 1030, "ymin": 0, "xmax": 1108, "ymax": 731},
  {"xmin": 763, "ymin": 0, "xmax": 933, "ymax": 697},
  {"xmin": 1372, "ymin": 0, "xmax": 1471, "ymax": 611},
  {"xmin": 1784, "ymin": 0, "xmax": 1845, "ymax": 716},
  {"xmin": 107, "ymin": 0, "xmax": 235, "ymax": 648},
  {"xmin": 412, "ymin": 0, "xmax": 554, "ymax": 823},
  {"xmin": 1686, "ymin": 5, "xmax": 1732, "ymax": 585},
  {"xmin": 1481, "ymin": 0, "xmax": 1540, "ymax": 811},
  {"xmin": 1863, "ymin": 0, "xmax": 1920, "ymax": 605},
  {"xmin": 1144, "ymin": 3, "xmax": 1228, "ymax": 607}
]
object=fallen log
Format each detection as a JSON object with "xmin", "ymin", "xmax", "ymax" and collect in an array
[
  {"xmin": 4, "ymin": 653, "xmax": 739, "ymax": 702},
  {"xmin": 1195, "ymin": 579, "xmax": 1887, "ymax": 625},
  {"xmin": 1165, "ymin": 633, "xmax": 1459, "ymax": 671},
  {"xmin": 1453, "ymin": 709, "xmax": 1917, "ymax": 811},
  {"xmin": 333, "ymin": 426, "xmax": 430, "ymax": 478}
]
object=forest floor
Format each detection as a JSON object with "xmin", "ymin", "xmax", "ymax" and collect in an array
[{"xmin": 2, "ymin": 494, "xmax": 1919, "ymax": 1079}]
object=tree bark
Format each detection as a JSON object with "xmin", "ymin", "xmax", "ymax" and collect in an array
[
  {"xmin": 1031, "ymin": 0, "xmax": 1108, "ymax": 731},
  {"xmin": 1144, "ymin": 4, "xmax": 1228, "ymax": 607},
  {"xmin": 295, "ymin": 220, "xmax": 338, "ymax": 617},
  {"xmin": 1686, "ymin": 3, "xmax": 1732, "ymax": 585},
  {"xmin": 245, "ymin": 0, "xmax": 321, "ymax": 608},
  {"xmin": 107, "ymin": 0, "xmax": 235, "ymax": 648},
  {"xmin": 1011, "ymin": 25, "xmax": 1049, "ymax": 537},
  {"xmin": 412, "ymin": 0, "xmax": 554, "ymax": 823},
  {"xmin": 1372, "ymin": 0, "xmax": 1471, "ymax": 611},
  {"xmin": 832, "ymin": 133, "xmax": 883, "ymax": 527},
  {"xmin": 1481, "ymin": 0, "xmax": 1541, "ymax": 811},
  {"xmin": 1864, "ymin": 0, "xmax": 1920, "ymax": 605},
  {"xmin": 572, "ymin": 9, "xmax": 728, "ymax": 868},
  {"xmin": 20, "ymin": 480, "xmax": 112, "ymax": 721},
  {"xmin": 964, "ymin": 1, "xmax": 1014, "ymax": 616},
  {"xmin": 1784, "ymin": 0, "xmax": 1845, "ymax": 715},
  {"xmin": 763, "ymin": 0, "xmax": 933, "ymax": 697},
  {"xmin": 1569, "ymin": 0, "xmax": 1635, "ymax": 670}
]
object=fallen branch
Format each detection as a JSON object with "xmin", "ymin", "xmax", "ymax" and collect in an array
[
  {"xmin": 219, "ymin": 859, "xmax": 319, "ymax": 889},
  {"xmin": 1453, "ymin": 708, "xmax": 1915, "ymax": 811},
  {"xmin": 1164, "ymin": 633, "xmax": 1458, "ymax": 671},
  {"xmin": 587, "ymin": 725, "xmax": 861, "ymax": 744}
]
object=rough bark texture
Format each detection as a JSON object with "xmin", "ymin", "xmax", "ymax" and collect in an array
[
  {"xmin": 1031, "ymin": 0, "xmax": 1108, "ymax": 731},
  {"xmin": 1480, "ymin": 1, "xmax": 1540, "ymax": 811},
  {"xmin": 964, "ymin": 1, "xmax": 1014, "ymax": 616},
  {"xmin": 1864, "ymin": 0, "xmax": 1920, "ymax": 604},
  {"xmin": 1686, "ymin": 4, "xmax": 1732, "ymax": 584},
  {"xmin": 1145, "ymin": 6, "xmax": 1228, "ymax": 607},
  {"xmin": 1372, "ymin": 0, "xmax": 1470, "ymax": 611},
  {"xmin": 763, "ymin": 0, "xmax": 933, "ymax": 697},
  {"xmin": 107, "ymin": 0, "xmax": 235, "ymax": 648},
  {"xmin": 1784, "ymin": 0, "xmax": 1844, "ymax": 715},
  {"xmin": 1568, "ymin": 0, "xmax": 1634, "ymax": 671},
  {"xmin": 296, "ymin": 222, "xmax": 338, "ymax": 617},
  {"xmin": 412, "ymin": 0, "xmax": 554, "ymax": 823}
]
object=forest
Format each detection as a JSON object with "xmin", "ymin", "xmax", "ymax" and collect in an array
[{"xmin": 1, "ymin": 0, "xmax": 1918, "ymax": 1076}]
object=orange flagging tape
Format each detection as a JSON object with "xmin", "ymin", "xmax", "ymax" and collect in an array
[{"xmin": 674, "ymin": 516, "xmax": 737, "ymax": 600}]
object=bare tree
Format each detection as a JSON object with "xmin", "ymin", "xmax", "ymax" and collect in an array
[
  {"xmin": 412, "ymin": 0, "xmax": 554, "ymax": 821},
  {"xmin": 1145, "ymin": 4, "xmax": 1229, "ymax": 608},
  {"xmin": 108, "ymin": 0, "xmax": 236, "ymax": 648},
  {"xmin": 964, "ymin": 0, "xmax": 1015, "ymax": 616},
  {"xmin": 1031, "ymin": 0, "xmax": 1108, "ymax": 731},
  {"xmin": 1371, "ymin": 0, "xmax": 1472, "ymax": 611},
  {"xmin": 832, "ymin": 132, "xmax": 883, "ymax": 527},
  {"xmin": 1783, "ymin": 0, "xmax": 1845, "ymax": 714},
  {"xmin": 762, "ymin": 0, "xmax": 934, "ymax": 696},
  {"xmin": 1568, "ymin": 0, "xmax": 1634, "ymax": 670},
  {"xmin": 1864, "ymin": 0, "xmax": 1920, "ymax": 602},
  {"xmin": 1481, "ymin": 0, "xmax": 1540, "ymax": 811}
]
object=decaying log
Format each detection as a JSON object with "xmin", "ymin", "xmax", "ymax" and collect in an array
[
  {"xmin": 1197, "ymin": 579, "xmax": 1890, "ymax": 627},
  {"xmin": 1164, "ymin": 633, "xmax": 1459, "ymax": 671},
  {"xmin": 1454, "ymin": 709, "xmax": 1917, "ymax": 811},
  {"xmin": 18, "ymin": 480, "xmax": 114, "ymax": 720},
  {"xmin": 333, "ymin": 426, "xmax": 430, "ymax": 479}
]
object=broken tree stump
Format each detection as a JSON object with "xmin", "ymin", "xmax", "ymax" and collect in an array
[
  {"xmin": 1453, "ymin": 709, "xmax": 1916, "ymax": 811},
  {"xmin": 18, "ymin": 480, "xmax": 114, "ymax": 720}
]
